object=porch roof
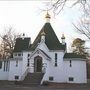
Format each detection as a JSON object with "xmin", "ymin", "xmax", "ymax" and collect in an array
[{"xmin": 30, "ymin": 49, "xmax": 51, "ymax": 60}]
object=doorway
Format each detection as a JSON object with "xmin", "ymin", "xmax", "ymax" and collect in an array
[{"xmin": 34, "ymin": 56, "xmax": 42, "ymax": 72}]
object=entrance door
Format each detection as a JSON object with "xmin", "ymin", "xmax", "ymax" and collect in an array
[{"xmin": 34, "ymin": 56, "xmax": 42, "ymax": 72}]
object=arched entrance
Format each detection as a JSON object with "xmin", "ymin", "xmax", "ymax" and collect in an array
[{"xmin": 34, "ymin": 56, "xmax": 42, "ymax": 72}]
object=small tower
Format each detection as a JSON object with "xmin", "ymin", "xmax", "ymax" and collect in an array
[
  {"xmin": 61, "ymin": 34, "xmax": 65, "ymax": 45},
  {"xmin": 22, "ymin": 33, "xmax": 25, "ymax": 40},
  {"xmin": 41, "ymin": 31, "xmax": 46, "ymax": 43},
  {"xmin": 45, "ymin": 11, "xmax": 51, "ymax": 23}
]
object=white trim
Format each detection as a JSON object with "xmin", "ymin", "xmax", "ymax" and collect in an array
[
  {"xmin": 30, "ymin": 49, "xmax": 51, "ymax": 60},
  {"xmin": 64, "ymin": 58, "xmax": 86, "ymax": 61}
]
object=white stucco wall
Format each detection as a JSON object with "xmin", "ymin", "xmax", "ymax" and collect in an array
[
  {"xmin": 8, "ymin": 60, "xmax": 22, "ymax": 81},
  {"xmin": 22, "ymin": 52, "xmax": 28, "ymax": 75},
  {"xmin": 0, "ymin": 61, "xmax": 9, "ymax": 80},
  {"xmin": 64, "ymin": 59, "xmax": 87, "ymax": 83},
  {"xmin": 8, "ymin": 51, "xmax": 31, "ymax": 81},
  {"xmin": 37, "ymin": 41, "xmax": 49, "ymax": 53},
  {"xmin": 45, "ymin": 51, "xmax": 65, "ymax": 82}
]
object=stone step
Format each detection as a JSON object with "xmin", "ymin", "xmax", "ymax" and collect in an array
[{"xmin": 22, "ymin": 73, "xmax": 44, "ymax": 85}]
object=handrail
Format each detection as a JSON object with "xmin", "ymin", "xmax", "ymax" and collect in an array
[
  {"xmin": 42, "ymin": 67, "xmax": 46, "ymax": 73},
  {"xmin": 20, "ymin": 68, "xmax": 29, "ymax": 81},
  {"xmin": 40, "ymin": 67, "xmax": 47, "ymax": 84}
]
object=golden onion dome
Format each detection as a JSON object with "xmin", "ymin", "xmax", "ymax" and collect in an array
[{"xmin": 45, "ymin": 12, "xmax": 51, "ymax": 18}]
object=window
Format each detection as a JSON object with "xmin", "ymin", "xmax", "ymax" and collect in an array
[
  {"xmin": 15, "ymin": 76, "xmax": 19, "ymax": 80},
  {"xmin": 6, "ymin": 61, "xmax": 9, "ymax": 72},
  {"xmin": 70, "ymin": 60, "xmax": 72, "ymax": 67},
  {"xmin": 55, "ymin": 63, "xmax": 57, "ymax": 67},
  {"xmin": 6, "ymin": 61, "xmax": 8, "ymax": 71},
  {"xmin": 4, "ymin": 61, "xmax": 6, "ymax": 71},
  {"xmin": 49, "ymin": 76, "xmax": 54, "ymax": 81},
  {"xmin": 0, "ymin": 61, "xmax": 2, "ymax": 69},
  {"xmin": 27, "ymin": 59, "xmax": 29, "ymax": 67},
  {"xmin": 55, "ymin": 53, "xmax": 57, "ymax": 67},
  {"xmin": 55, "ymin": 53, "xmax": 57, "ymax": 60},
  {"xmin": 28, "ymin": 54, "xmax": 30, "ymax": 57},
  {"xmin": 3, "ymin": 61, "xmax": 9, "ymax": 72},
  {"xmin": 16, "ymin": 61, "xmax": 18, "ymax": 67},
  {"xmin": 69, "ymin": 77, "xmax": 74, "ymax": 81},
  {"xmin": 18, "ymin": 53, "xmax": 21, "ymax": 56}
]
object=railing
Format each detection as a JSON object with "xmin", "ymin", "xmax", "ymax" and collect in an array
[
  {"xmin": 40, "ymin": 69, "xmax": 46, "ymax": 84},
  {"xmin": 40, "ymin": 63, "xmax": 47, "ymax": 84},
  {"xmin": 20, "ymin": 68, "xmax": 29, "ymax": 81},
  {"xmin": 42, "ymin": 63, "xmax": 47, "ymax": 73}
]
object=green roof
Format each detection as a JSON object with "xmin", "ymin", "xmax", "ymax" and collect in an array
[
  {"xmin": 30, "ymin": 23, "xmax": 66, "ymax": 50},
  {"xmin": 64, "ymin": 53, "xmax": 86, "ymax": 59},
  {"xmin": 13, "ymin": 38, "xmax": 30, "ymax": 52}
]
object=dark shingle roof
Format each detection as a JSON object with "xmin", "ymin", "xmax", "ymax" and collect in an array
[
  {"xmin": 30, "ymin": 23, "xmax": 66, "ymax": 50},
  {"xmin": 13, "ymin": 38, "xmax": 30, "ymax": 52},
  {"xmin": 64, "ymin": 53, "xmax": 86, "ymax": 59}
]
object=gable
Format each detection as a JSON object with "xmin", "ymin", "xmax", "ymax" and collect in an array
[
  {"xmin": 29, "ymin": 23, "xmax": 66, "ymax": 50},
  {"xmin": 30, "ymin": 49, "xmax": 51, "ymax": 60}
]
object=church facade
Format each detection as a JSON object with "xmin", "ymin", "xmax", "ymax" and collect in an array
[{"xmin": 0, "ymin": 13, "xmax": 87, "ymax": 84}]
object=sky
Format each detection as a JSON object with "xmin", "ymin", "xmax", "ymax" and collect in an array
[{"xmin": 0, "ymin": 1, "xmax": 89, "ymax": 52}]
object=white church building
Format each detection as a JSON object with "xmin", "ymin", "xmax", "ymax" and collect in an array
[{"xmin": 0, "ymin": 13, "xmax": 87, "ymax": 84}]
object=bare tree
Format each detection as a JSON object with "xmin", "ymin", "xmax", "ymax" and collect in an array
[
  {"xmin": 39, "ymin": 0, "xmax": 87, "ymax": 15},
  {"xmin": 73, "ymin": 20, "xmax": 90, "ymax": 40},
  {"xmin": 0, "ymin": 27, "xmax": 21, "ymax": 59},
  {"xmin": 51, "ymin": 0, "xmax": 87, "ymax": 14},
  {"xmin": 73, "ymin": 3, "xmax": 90, "ymax": 40}
]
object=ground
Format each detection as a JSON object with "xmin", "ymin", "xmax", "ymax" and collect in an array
[
  {"xmin": 0, "ymin": 85, "xmax": 90, "ymax": 90},
  {"xmin": 0, "ymin": 83, "xmax": 90, "ymax": 90}
]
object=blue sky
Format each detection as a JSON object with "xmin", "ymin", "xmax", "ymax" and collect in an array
[{"xmin": 0, "ymin": 1, "xmax": 89, "ymax": 51}]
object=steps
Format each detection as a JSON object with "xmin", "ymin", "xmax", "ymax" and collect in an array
[{"xmin": 20, "ymin": 73, "xmax": 44, "ymax": 85}]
